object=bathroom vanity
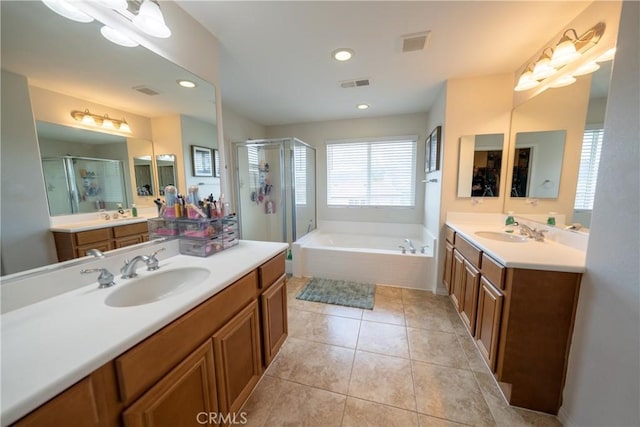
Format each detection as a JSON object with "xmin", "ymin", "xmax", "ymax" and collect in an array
[
  {"xmin": 51, "ymin": 218, "xmax": 151, "ymax": 262},
  {"xmin": 2, "ymin": 241, "xmax": 288, "ymax": 426},
  {"xmin": 444, "ymin": 219, "xmax": 585, "ymax": 415}
]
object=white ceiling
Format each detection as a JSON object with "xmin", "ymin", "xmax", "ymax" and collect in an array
[{"xmin": 176, "ymin": 1, "xmax": 592, "ymax": 126}]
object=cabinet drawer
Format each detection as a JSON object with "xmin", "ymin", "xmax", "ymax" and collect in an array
[
  {"xmin": 115, "ymin": 270, "xmax": 257, "ymax": 405},
  {"xmin": 454, "ymin": 234, "xmax": 482, "ymax": 267},
  {"xmin": 481, "ymin": 253, "xmax": 505, "ymax": 290},
  {"xmin": 113, "ymin": 222, "xmax": 148, "ymax": 238},
  {"xmin": 445, "ymin": 226, "xmax": 455, "ymax": 244},
  {"xmin": 76, "ymin": 228, "xmax": 113, "ymax": 245},
  {"xmin": 258, "ymin": 251, "xmax": 285, "ymax": 290}
]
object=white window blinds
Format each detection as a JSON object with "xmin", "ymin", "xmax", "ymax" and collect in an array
[
  {"xmin": 326, "ymin": 137, "xmax": 416, "ymax": 207},
  {"xmin": 574, "ymin": 128, "xmax": 604, "ymax": 210},
  {"xmin": 294, "ymin": 145, "xmax": 307, "ymax": 205}
]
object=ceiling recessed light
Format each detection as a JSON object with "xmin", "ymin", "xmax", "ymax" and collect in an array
[
  {"xmin": 356, "ymin": 104, "xmax": 369, "ymax": 110},
  {"xmin": 177, "ymin": 80, "xmax": 197, "ymax": 88},
  {"xmin": 332, "ymin": 48, "xmax": 354, "ymax": 62}
]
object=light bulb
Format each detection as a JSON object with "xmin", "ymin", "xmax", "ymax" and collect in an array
[
  {"xmin": 119, "ymin": 119, "xmax": 131, "ymax": 133},
  {"xmin": 514, "ymin": 67, "xmax": 539, "ymax": 92},
  {"xmin": 133, "ymin": 0, "xmax": 171, "ymax": 38}
]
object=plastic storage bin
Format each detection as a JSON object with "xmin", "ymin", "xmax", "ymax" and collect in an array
[
  {"xmin": 147, "ymin": 217, "xmax": 179, "ymax": 239},
  {"xmin": 177, "ymin": 218, "xmax": 223, "ymax": 239},
  {"xmin": 179, "ymin": 237, "xmax": 224, "ymax": 257}
]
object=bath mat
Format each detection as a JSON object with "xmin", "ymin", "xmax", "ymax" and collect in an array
[{"xmin": 296, "ymin": 278, "xmax": 375, "ymax": 310}]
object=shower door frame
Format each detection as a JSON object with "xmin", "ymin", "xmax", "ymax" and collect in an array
[
  {"xmin": 233, "ymin": 139, "xmax": 287, "ymax": 243},
  {"xmin": 289, "ymin": 138, "xmax": 317, "ymax": 242}
]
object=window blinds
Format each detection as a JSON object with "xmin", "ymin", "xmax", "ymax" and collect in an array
[
  {"xmin": 294, "ymin": 145, "xmax": 307, "ymax": 205},
  {"xmin": 326, "ymin": 138, "xmax": 416, "ymax": 207},
  {"xmin": 574, "ymin": 128, "xmax": 604, "ymax": 210}
]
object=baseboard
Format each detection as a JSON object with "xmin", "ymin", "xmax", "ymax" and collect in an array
[{"xmin": 557, "ymin": 406, "xmax": 574, "ymax": 426}]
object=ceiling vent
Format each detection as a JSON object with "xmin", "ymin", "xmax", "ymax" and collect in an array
[
  {"xmin": 133, "ymin": 85, "xmax": 160, "ymax": 96},
  {"xmin": 340, "ymin": 78, "xmax": 370, "ymax": 89},
  {"xmin": 401, "ymin": 31, "xmax": 431, "ymax": 53}
]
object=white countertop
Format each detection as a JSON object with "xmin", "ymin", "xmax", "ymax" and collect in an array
[
  {"xmin": 0, "ymin": 240, "xmax": 288, "ymax": 426},
  {"xmin": 446, "ymin": 220, "xmax": 586, "ymax": 273},
  {"xmin": 50, "ymin": 216, "xmax": 150, "ymax": 233}
]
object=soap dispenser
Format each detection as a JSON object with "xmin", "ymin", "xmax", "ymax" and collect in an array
[{"xmin": 505, "ymin": 211, "xmax": 516, "ymax": 233}]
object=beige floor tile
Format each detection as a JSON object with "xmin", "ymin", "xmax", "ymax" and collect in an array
[
  {"xmin": 417, "ymin": 414, "xmax": 470, "ymax": 426},
  {"xmin": 323, "ymin": 303, "xmax": 363, "ymax": 319},
  {"xmin": 342, "ymin": 397, "xmax": 419, "ymax": 427},
  {"xmin": 241, "ymin": 375, "xmax": 285, "ymax": 427},
  {"xmin": 404, "ymin": 305, "xmax": 456, "ymax": 333},
  {"xmin": 362, "ymin": 297, "xmax": 406, "ymax": 325},
  {"xmin": 412, "ymin": 360, "xmax": 495, "ymax": 426},
  {"xmin": 402, "ymin": 288, "xmax": 434, "ymax": 304},
  {"xmin": 456, "ymin": 333, "xmax": 490, "ymax": 374},
  {"xmin": 407, "ymin": 328, "xmax": 469, "ymax": 369},
  {"xmin": 376, "ymin": 285, "xmax": 404, "ymax": 302},
  {"xmin": 287, "ymin": 308, "xmax": 320, "ymax": 338},
  {"xmin": 263, "ymin": 380, "xmax": 346, "ymax": 427},
  {"xmin": 357, "ymin": 321, "xmax": 409, "ymax": 358},
  {"xmin": 473, "ymin": 372, "xmax": 561, "ymax": 427},
  {"xmin": 311, "ymin": 313, "xmax": 362, "ymax": 348},
  {"xmin": 284, "ymin": 341, "xmax": 355, "ymax": 394},
  {"xmin": 287, "ymin": 295, "xmax": 327, "ymax": 314},
  {"xmin": 265, "ymin": 337, "xmax": 308, "ymax": 379},
  {"xmin": 447, "ymin": 310, "xmax": 470, "ymax": 336},
  {"xmin": 348, "ymin": 351, "xmax": 416, "ymax": 411}
]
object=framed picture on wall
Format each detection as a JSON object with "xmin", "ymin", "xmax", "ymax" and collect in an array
[
  {"xmin": 191, "ymin": 145, "xmax": 213, "ymax": 177},
  {"xmin": 425, "ymin": 125, "xmax": 442, "ymax": 173}
]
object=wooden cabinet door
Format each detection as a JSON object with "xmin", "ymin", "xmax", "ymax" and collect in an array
[
  {"xmin": 122, "ymin": 341, "xmax": 218, "ymax": 427},
  {"xmin": 460, "ymin": 260, "xmax": 480, "ymax": 335},
  {"xmin": 213, "ymin": 300, "xmax": 262, "ymax": 415},
  {"xmin": 450, "ymin": 250, "xmax": 465, "ymax": 312},
  {"xmin": 261, "ymin": 275, "xmax": 288, "ymax": 366},
  {"xmin": 443, "ymin": 242, "xmax": 454, "ymax": 294},
  {"xmin": 475, "ymin": 277, "xmax": 504, "ymax": 372},
  {"xmin": 15, "ymin": 377, "xmax": 100, "ymax": 427}
]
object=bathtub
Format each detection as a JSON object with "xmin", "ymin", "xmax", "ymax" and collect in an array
[{"xmin": 292, "ymin": 221, "xmax": 436, "ymax": 290}]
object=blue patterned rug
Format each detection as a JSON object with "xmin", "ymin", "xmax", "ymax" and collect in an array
[{"xmin": 296, "ymin": 278, "xmax": 375, "ymax": 310}]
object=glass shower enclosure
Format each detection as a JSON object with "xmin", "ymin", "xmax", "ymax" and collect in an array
[
  {"xmin": 234, "ymin": 138, "xmax": 316, "ymax": 245},
  {"xmin": 41, "ymin": 156, "xmax": 127, "ymax": 215}
]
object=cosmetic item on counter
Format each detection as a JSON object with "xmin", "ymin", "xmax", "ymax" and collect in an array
[
  {"xmin": 117, "ymin": 203, "xmax": 125, "ymax": 215},
  {"xmin": 153, "ymin": 198, "xmax": 163, "ymax": 216},
  {"xmin": 132, "ymin": 204, "xmax": 138, "ymax": 217},
  {"xmin": 164, "ymin": 186, "xmax": 177, "ymax": 217},
  {"xmin": 505, "ymin": 211, "xmax": 517, "ymax": 233}
]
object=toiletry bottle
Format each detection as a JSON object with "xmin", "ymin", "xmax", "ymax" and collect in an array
[
  {"xmin": 547, "ymin": 212, "xmax": 556, "ymax": 226},
  {"xmin": 117, "ymin": 203, "xmax": 125, "ymax": 215},
  {"xmin": 505, "ymin": 211, "xmax": 516, "ymax": 233},
  {"xmin": 132, "ymin": 204, "xmax": 138, "ymax": 217}
]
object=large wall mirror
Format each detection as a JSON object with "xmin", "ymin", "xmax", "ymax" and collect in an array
[
  {"xmin": 504, "ymin": 61, "xmax": 613, "ymax": 228},
  {"xmin": 457, "ymin": 133, "xmax": 505, "ymax": 198},
  {"xmin": 1, "ymin": 1, "xmax": 218, "ymax": 274}
]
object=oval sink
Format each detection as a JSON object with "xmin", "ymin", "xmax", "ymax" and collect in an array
[
  {"xmin": 474, "ymin": 231, "xmax": 529, "ymax": 243},
  {"xmin": 105, "ymin": 267, "xmax": 210, "ymax": 307}
]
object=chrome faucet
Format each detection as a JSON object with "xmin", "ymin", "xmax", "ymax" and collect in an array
[
  {"xmin": 85, "ymin": 248, "xmax": 104, "ymax": 258},
  {"xmin": 398, "ymin": 245, "xmax": 406, "ymax": 254},
  {"xmin": 404, "ymin": 239, "xmax": 416, "ymax": 254},
  {"xmin": 81, "ymin": 268, "xmax": 115, "ymax": 288},
  {"xmin": 145, "ymin": 248, "xmax": 166, "ymax": 271},
  {"xmin": 519, "ymin": 223, "xmax": 547, "ymax": 242},
  {"xmin": 120, "ymin": 255, "xmax": 149, "ymax": 279}
]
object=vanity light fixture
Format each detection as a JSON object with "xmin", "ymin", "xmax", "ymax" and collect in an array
[
  {"xmin": 100, "ymin": 25, "xmax": 139, "ymax": 47},
  {"xmin": 356, "ymin": 103, "xmax": 369, "ymax": 110},
  {"xmin": 596, "ymin": 47, "xmax": 616, "ymax": 62},
  {"xmin": 514, "ymin": 22, "xmax": 606, "ymax": 92},
  {"xmin": 177, "ymin": 80, "xmax": 197, "ymax": 88},
  {"xmin": 332, "ymin": 48, "xmax": 355, "ymax": 62},
  {"xmin": 42, "ymin": 0, "xmax": 94, "ymax": 23},
  {"xmin": 71, "ymin": 109, "xmax": 132, "ymax": 133},
  {"xmin": 133, "ymin": 0, "xmax": 171, "ymax": 38}
]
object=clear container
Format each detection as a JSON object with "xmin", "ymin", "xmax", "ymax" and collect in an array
[
  {"xmin": 179, "ymin": 238, "xmax": 223, "ymax": 257},
  {"xmin": 147, "ymin": 217, "xmax": 179, "ymax": 239},
  {"xmin": 177, "ymin": 218, "xmax": 223, "ymax": 239}
]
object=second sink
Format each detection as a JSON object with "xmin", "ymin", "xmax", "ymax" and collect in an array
[
  {"xmin": 475, "ymin": 231, "xmax": 529, "ymax": 243},
  {"xmin": 105, "ymin": 267, "xmax": 211, "ymax": 308}
]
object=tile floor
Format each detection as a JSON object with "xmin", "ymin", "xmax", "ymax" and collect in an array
[{"xmin": 241, "ymin": 277, "xmax": 562, "ymax": 427}]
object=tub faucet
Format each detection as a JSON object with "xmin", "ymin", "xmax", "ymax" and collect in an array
[
  {"xmin": 398, "ymin": 245, "xmax": 406, "ymax": 254},
  {"xmin": 120, "ymin": 255, "xmax": 149, "ymax": 279},
  {"xmin": 404, "ymin": 239, "xmax": 416, "ymax": 254}
]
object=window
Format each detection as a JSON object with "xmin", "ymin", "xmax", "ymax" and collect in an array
[
  {"xmin": 574, "ymin": 128, "xmax": 604, "ymax": 210},
  {"xmin": 294, "ymin": 145, "xmax": 307, "ymax": 205},
  {"xmin": 326, "ymin": 137, "xmax": 417, "ymax": 207}
]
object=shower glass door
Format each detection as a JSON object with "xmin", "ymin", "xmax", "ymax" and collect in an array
[
  {"xmin": 292, "ymin": 139, "xmax": 316, "ymax": 240},
  {"xmin": 236, "ymin": 142, "xmax": 285, "ymax": 242}
]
